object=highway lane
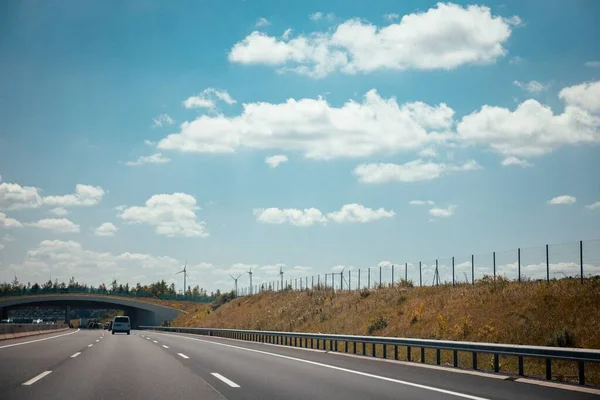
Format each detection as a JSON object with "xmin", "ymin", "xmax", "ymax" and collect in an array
[
  {"xmin": 0, "ymin": 329, "xmax": 99, "ymax": 391},
  {"xmin": 1, "ymin": 328, "xmax": 598, "ymax": 400},
  {"xmin": 138, "ymin": 330, "xmax": 600, "ymax": 400}
]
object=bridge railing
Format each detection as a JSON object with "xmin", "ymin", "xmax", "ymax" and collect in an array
[
  {"xmin": 0, "ymin": 288, "xmax": 215, "ymax": 303},
  {"xmin": 0, "ymin": 323, "xmax": 69, "ymax": 334},
  {"xmin": 140, "ymin": 326, "xmax": 600, "ymax": 386}
]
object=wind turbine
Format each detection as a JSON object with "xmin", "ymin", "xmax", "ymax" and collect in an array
[
  {"xmin": 229, "ymin": 273, "xmax": 242, "ymax": 296},
  {"xmin": 247, "ymin": 267, "xmax": 253, "ymax": 295},
  {"xmin": 279, "ymin": 262, "xmax": 284, "ymax": 291},
  {"xmin": 175, "ymin": 261, "xmax": 190, "ymax": 295}
]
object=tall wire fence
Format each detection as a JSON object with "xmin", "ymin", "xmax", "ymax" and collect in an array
[{"xmin": 235, "ymin": 239, "xmax": 600, "ymax": 296}]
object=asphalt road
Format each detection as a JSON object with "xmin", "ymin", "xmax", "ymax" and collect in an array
[{"xmin": 1, "ymin": 329, "xmax": 598, "ymax": 400}]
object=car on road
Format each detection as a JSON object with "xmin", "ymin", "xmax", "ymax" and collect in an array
[
  {"xmin": 111, "ymin": 316, "xmax": 130, "ymax": 335},
  {"xmin": 0, "ymin": 319, "xmax": 13, "ymax": 324},
  {"xmin": 104, "ymin": 322, "xmax": 110, "ymax": 330}
]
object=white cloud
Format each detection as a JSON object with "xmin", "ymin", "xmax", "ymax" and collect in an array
[
  {"xmin": 353, "ymin": 159, "xmax": 481, "ymax": 183},
  {"xmin": 125, "ymin": 153, "xmax": 171, "ymax": 167},
  {"xmin": 457, "ymin": 80, "xmax": 600, "ymax": 157},
  {"xmin": 255, "ymin": 17, "xmax": 270, "ymax": 27},
  {"xmin": 513, "ymin": 80, "xmax": 548, "ymax": 94},
  {"xmin": 282, "ymin": 28, "xmax": 293, "ymax": 40},
  {"xmin": 509, "ymin": 56, "xmax": 524, "ymax": 64},
  {"xmin": 230, "ymin": 3, "xmax": 518, "ymax": 78},
  {"xmin": 586, "ymin": 201, "xmax": 600, "ymax": 210},
  {"xmin": 383, "ymin": 13, "xmax": 400, "ymax": 21},
  {"xmin": 94, "ymin": 222, "xmax": 118, "ymax": 237},
  {"xmin": 418, "ymin": 147, "xmax": 438, "ymax": 157},
  {"xmin": 326, "ymin": 203, "xmax": 395, "ymax": 223},
  {"xmin": 0, "ymin": 243, "xmax": 4, "ymax": 250},
  {"xmin": 585, "ymin": 61, "xmax": 600, "ymax": 68},
  {"xmin": 183, "ymin": 88, "xmax": 236, "ymax": 110},
  {"xmin": 429, "ymin": 205, "xmax": 457, "ymax": 217},
  {"xmin": 309, "ymin": 12, "xmax": 334, "ymax": 22},
  {"xmin": 152, "ymin": 114, "xmax": 174, "ymax": 127},
  {"xmin": 0, "ymin": 182, "xmax": 44, "ymax": 210},
  {"xmin": 558, "ymin": 80, "xmax": 600, "ymax": 113},
  {"xmin": 26, "ymin": 218, "xmax": 80, "ymax": 233},
  {"xmin": 253, "ymin": 207, "xmax": 327, "ymax": 227},
  {"xmin": 144, "ymin": 140, "xmax": 156, "ymax": 146},
  {"xmin": 118, "ymin": 193, "xmax": 208, "ymax": 237},
  {"xmin": 43, "ymin": 184, "xmax": 105, "ymax": 207},
  {"xmin": 548, "ymin": 195, "xmax": 576, "ymax": 205},
  {"xmin": 409, "ymin": 200, "xmax": 434, "ymax": 205},
  {"xmin": 49, "ymin": 207, "xmax": 69, "ymax": 216},
  {"xmin": 159, "ymin": 90, "xmax": 455, "ymax": 159},
  {"xmin": 501, "ymin": 156, "xmax": 532, "ymax": 168},
  {"xmin": 265, "ymin": 155, "xmax": 289, "ymax": 168},
  {"xmin": 2, "ymin": 234, "xmax": 14, "ymax": 242},
  {"xmin": 0, "ymin": 212, "xmax": 23, "ymax": 228}
]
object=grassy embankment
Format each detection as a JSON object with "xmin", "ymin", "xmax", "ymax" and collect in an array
[{"xmin": 173, "ymin": 277, "xmax": 600, "ymax": 385}]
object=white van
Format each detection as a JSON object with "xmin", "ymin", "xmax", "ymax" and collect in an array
[{"xmin": 111, "ymin": 316, "xmax": 131, "ymax": 335}]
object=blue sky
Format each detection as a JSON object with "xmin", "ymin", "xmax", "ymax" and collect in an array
[{"xmin": 1, "ymin": 0, "xmax": 599, "ymax": 292}]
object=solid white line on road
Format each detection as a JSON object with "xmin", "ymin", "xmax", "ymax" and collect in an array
[
  {"xmin": 211, "ymin": 373, "xmax": 240, "ymax": 388},
  {"xmin": 87, "ymin": 344, "xmax": 93, "ymax": 347},
  {"xmin": 153, "ymin": 340, "xmax": 158, "ymax": 343},
  {"xmin": 162, "ymin": 345, "xmax": 169, "ymax": 349},
  {"xmin": 152, "ymin": 332, "xmax": 488, "ymax": 400},
  {"xmin": 22, "ymin": 371, "xmax": 52, "ymax": 386},
  {"xmin": 0, "ymin": 329, "xmax": 80, "ymax": 350},
  {"xmin": 177, "ymin": 353, "xmax": 190, "ymax": 359},
  {"xmin": 146, "ymin": 337, "xmax": 151, "ymax": 340},
  {"xmin": 70, "ymin": 352, "xmax": 81, "ymax": 358}
]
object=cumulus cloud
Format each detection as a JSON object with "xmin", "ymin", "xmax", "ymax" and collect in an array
[
  {"xmin": 409, "ymin": 200, "xmax": 434, "ymax": 205},
  {"xmin": 94, "ymin": 222, "xmax": 118, "ymax": 237},
  {"xmin": 26, "ymin": 218, "xmax": 80, "ymax": 233},
  {"xmin": 125, "ymin": 153, "xmax": 171, "ymax": 167},
  {"xmin": 585, "ymin": 61, "xmax": 600, "ymax": 68},
  {"xmin": 49, "ymin": 207, "xmax": 69, "ymax": 216},
  {"xmin": 548, "ymin": 195, "xmax": 576, "ymax": 205},
  {"xmin": 418, "ymin": 147, "xmax": 438, "ymax": 157},
  {"xmin": 265, "ymin": 155, "xmax": 289, "ymax": 168},
  {"xmin": 118, "ymin": 193, "xmax": 208, "ymax": 237},
  {"xmin": 429, "ymin": 205, "xmax": 456, "ymax": 217},
  {"xmin": 229, "ymin": 3, "xmax": 518, "ymax": 78},
  {"xmin": 309, "ymin": 12, "xmax": 335, "ymax": 22},
  {"xmin": 254, "ymin": 203, "xmax": 394, "ymax": 226},
  {"xmin": 0, "ymin": 182, "xmax": 44, "ymax": 210},
  {"xmin": 253, "ymin": 207, "xmax": 327, "ymax": 227},
  {"xmin": 383, "ymin": 13, "xmax": 400, "ymax": 21},
  {"xmin": 43, "ymin": 184, "xmax": 105, "ymax": 207},
  {"xmin": 353, "ymin": 159, "xmax": 481, "ymax": 183},
  {"xmin": 159, "ymin": 90, "xmax": 455, "ymax": 159},
  {"xmin": 457, "ymin": 80, "xmax": 600, "ymax": 157},
  {"xmin": 586, "ymin": 201, "xmax": 600, "ymax": 210},
  {"xmin": 326, "ymin": 203, "xmax": 395, "ymax": 223},
  {"xmin": 0, "ymin": 212, "xmax": 23, "ymax": 228},
  {"xmin": 513, "ymin": 80, "xmax": 548, "ymax": 94},
  {"xmin": 182, "ymin": 88, "xmax": 237, "ymax": 110},
  {"xmin": 152, "ymin": 114, "xmax": 174, "ymax": 127},
  {"xmin": 501, "ymin": 156, "xmax": 532, "ymax": 168},
  {"xmin": 255, "ymin": 17, "xmax": 270, "ymax": 27}
]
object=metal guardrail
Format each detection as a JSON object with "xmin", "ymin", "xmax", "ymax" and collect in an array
[
  {"xmin": 0, "ymin": 323, "xmax": 69, "ymax": 334},
  {"xmin": 140, "ymin": 326, "xmax": 600, "ymax": 386}
]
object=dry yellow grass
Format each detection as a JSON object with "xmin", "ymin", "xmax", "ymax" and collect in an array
[{"xmin": 173, "ymin": 277, "xmax": 600, "ymax": 385}]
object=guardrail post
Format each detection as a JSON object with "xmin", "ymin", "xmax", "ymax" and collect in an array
[
  {"xmin": 329, "ymin": 339, "xmax": 333, "ymax": 351},
  {"xmin": 383, "ymin": 344, "xmax": 387, "ymax": 359},
  {"xmin": 518, "ymin": 356, "xmax": 524, "ymax": 376},
  {"xmin": 453, "ymin": 350, "xmax": 458, "ymax": 367},
  {"xmin": 545, "ymin": 359, "xmax": 552, "ymax": 380},
  {"xmin": 394, "ymin": 345, "xmax": 398, "ymax": 360},
  {"xmin": 472, "ymin": 352, "xmax": 477, "ymax": 370},
  {"xmin": 494, "ymin": 354, "xmax": 499, "ymax": 372},
  {"xmin": 335, "ymin": 340, "xmax": 338, "ymax": 352},
  {"xmin": 344, "ymin": 341, "xmax": 348, "ymax": 353},
  {"xmin": 420, "ymin": 347, "xmax": 425, "ymax": 363},
  {"xmin": 578, "ymin": 360, "xmax": 585, "ymax": 385},
  {"xmin": 407, "ymin": 346, "xmax": 411, "ymax": 361},
  {"xmin": 372, "ymin": 343, "xmax": 376, "ymax": 357},
  {"xmin": 362, "ymin": 342, "xmax": 366, "ymax": 356},
  {"xmin": 436, "ymin": 348, "xmax": 441, "ymax": 365}
]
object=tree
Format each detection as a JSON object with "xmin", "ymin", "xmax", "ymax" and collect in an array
[{"xmin": 110, "ymin": 279, "xmax": 118, "ymax": 292}]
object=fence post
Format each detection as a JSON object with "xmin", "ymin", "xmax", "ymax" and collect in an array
[
  {"xmin": 452, "ymin": 256, "xmax": 455, "ymax": 287},
  {"xmin": 471, "ymin": 254, "xmax": 474, "ymax": 285},
  {"xmin": 392, "ymin": 265, "xmax": 394, "ymax": 288},
  {"xmin": 379, "ymin": 266, "xmax": 382, "ymax": 288},
  {"xmin": 518, "ymin": 248, "xmax": 521, "ymax": 283},
  {"xmin": 358, "ymin": 269, "xmax": 361, "ymax": 289},
  {"xmin": 405, "ymin": 263, "xmax": 407, "ymax": 282},
  {"xmin": 349, "ymin": 270, "xmax": 351, "ymax": 291},
  {"xmin": 493, "ymin": 252, "xmax": 496, "ymax": 282},
  {"xmin": 325, "ymin": 274, "xmax": 328, "ymax": 288},
  {"xmin": 368, "ymin": 268, "xmax": 371, "ymax": 288},
  {"xmin": 580, "ymin": 240, "xmax": 584, "ymax": 284},
  {"xmin": 419, "ymin": 262, "xmax": 422, "ymax": 287},
  {"xmin": 546, "ymin": 244, "xmax": 549, "ymax": 283},
  {"xmin": 312, "ymin": 276, "xmax": 314, "ymax": 289},
  {"xmin": 340, "ymin": 272, "xmax": 343, "ymax": 291}
]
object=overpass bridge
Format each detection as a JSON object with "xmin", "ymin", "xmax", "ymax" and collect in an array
[{"xmin": 0, "ymin": 295, "xmax": 183, "ymax": 328}]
